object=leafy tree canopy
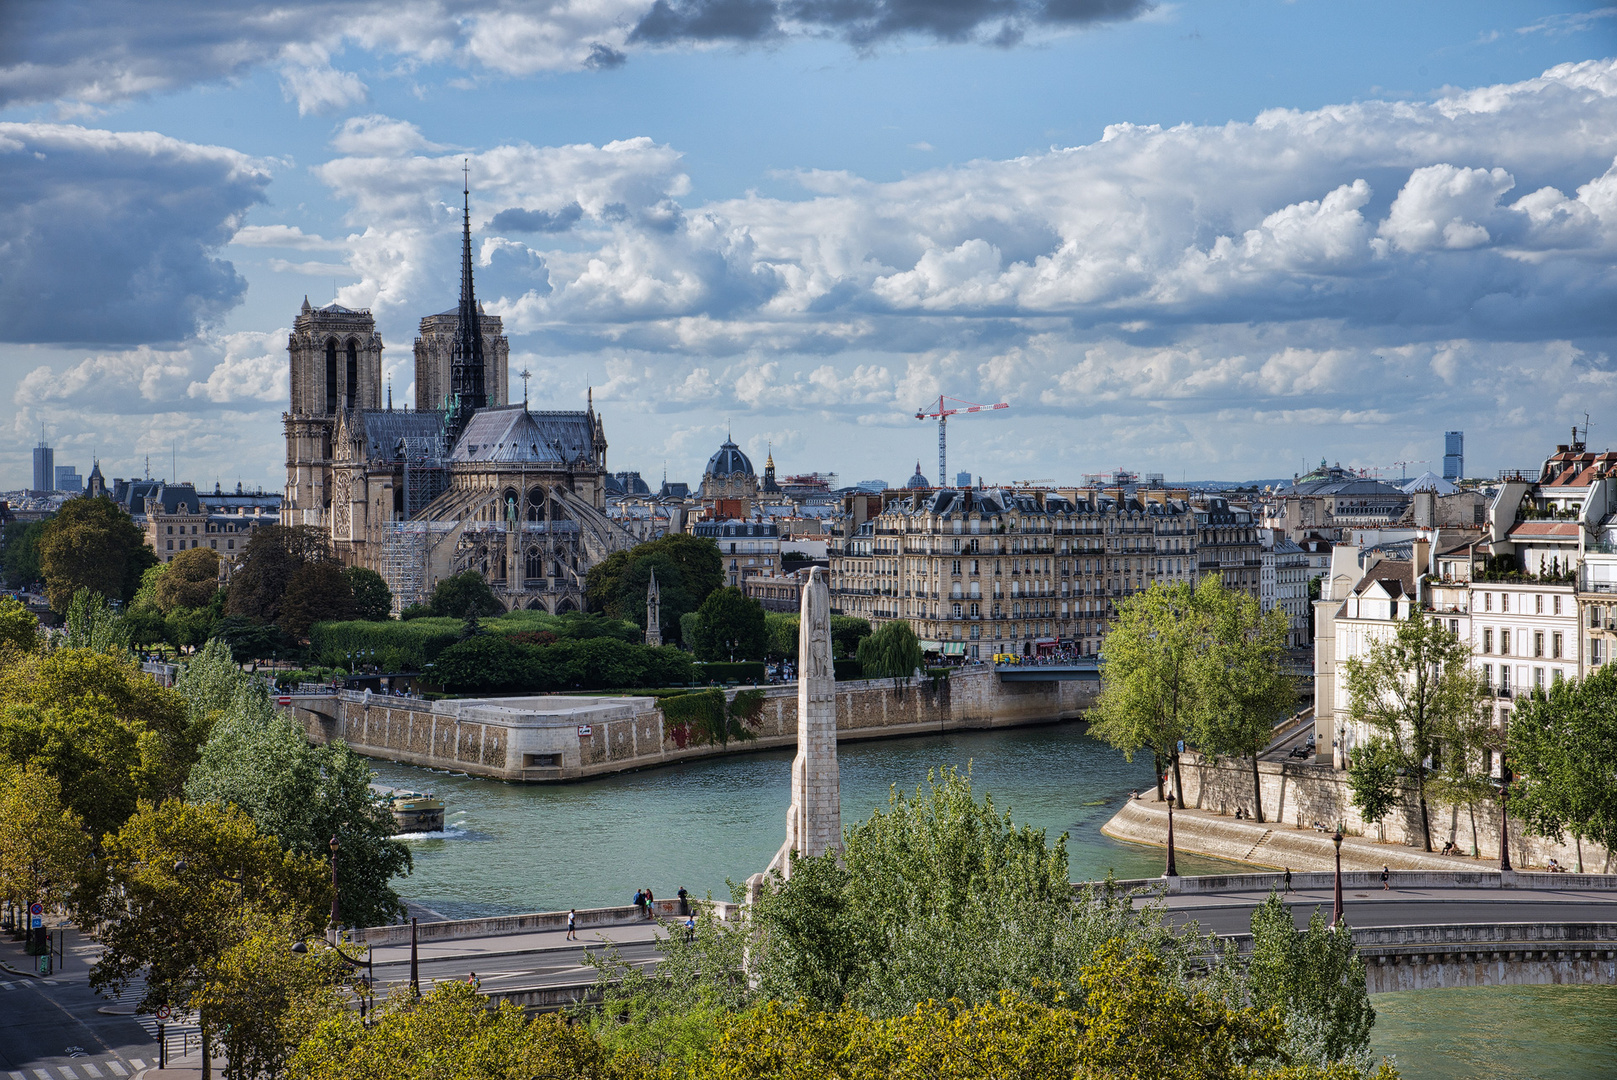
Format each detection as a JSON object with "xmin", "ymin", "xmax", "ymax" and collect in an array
[
  {"xmin": 1247, "ymin": 893, "xmax": 1375, "ymax": 1066},
  {"xmin": 38, "ymin": 496, "xmax": 156, "ymax": 611},
  {"xmin": 0, "ymin": 596, "xmax": 43, "ymax": 655},
  {"xmin": 343, "ymin": 566, "xmax": 393, "ymax": 621},
  {"xmin": 855, "ymin": 620, "xmax": 922, "ymax": 681},
  {"xmin": 156, "ymin": 547, "xmax": 221, "ymax": 613},
  {"xmin": 427, "ymin": 570, "xmax": 505, "ymax": 619},
  {"xmin": 183, "ymin": 643, "xmax": 411, "ymax": 929},
  {"xmin": 689, "ymin": 587, "xmax": 767, "ymax": 662},
  {"xmin": 1, "ymin": 519, "xmax": 47, "ymax": 589},
  {"xmin": 226, "ymin": 525, "xmax": 332, "ymax": 626},
  {"xmin": 280, "ymin": 560, "xmax": 357, "ymax": 639},
  {"xmin": 1508, "ymin": 662, "xmax": 1617, "ymax": 863}
]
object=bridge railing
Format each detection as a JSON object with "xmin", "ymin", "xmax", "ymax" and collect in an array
[{"xmin": 1084, "ymin": 869, "xmax": 1617, "ymax": 895}]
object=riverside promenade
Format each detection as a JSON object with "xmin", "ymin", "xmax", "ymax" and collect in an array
[{"xmin": 1103, "ymin": 789, "xmax": 1604, "ymax": 874}]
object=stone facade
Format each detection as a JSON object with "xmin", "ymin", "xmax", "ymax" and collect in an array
[{"xmin": 775, "ymin": 568, "xmax": 839, "ymax": 875}]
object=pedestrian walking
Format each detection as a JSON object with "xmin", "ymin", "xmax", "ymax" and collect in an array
[
  {"xmin": 644, "ymin": 887, "xmax": 656, "ymax": 918},
  {"xmin": 684, "ymin": 914, "xmax": 696, "ymax": 943},
  {"xmin": 467, "ymin": 970, "xmax": 480, "ymax": 989},
  {"xmin": 677, "ymin": 886, "xmax": 689, "ymax": 916},
  {"xmin": 1381, "ymin": 864, "xmax": 1390, "ymax": 891},
  {"xmin": 1283, "ymin": 867, "xmax": 1292, "ymax": 892},
  {"xmin": 567, "ymin": 908, "xmax": 577, "ymax": 941}
]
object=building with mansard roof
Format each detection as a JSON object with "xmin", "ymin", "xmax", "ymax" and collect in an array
[{"xmin": 280, "ymin": 180, "xmax": 633, "ymax": 614}]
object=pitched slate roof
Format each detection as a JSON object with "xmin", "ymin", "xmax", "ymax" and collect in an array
[{"xmin": 447, "ymin": 405, "xmax": 596, "ymax": 466}]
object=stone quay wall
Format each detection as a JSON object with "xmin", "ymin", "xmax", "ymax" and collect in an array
[
  {"xmin": 1173, "ymin": 753, "xmax": 1615, "ymax": 873},
  {"xmin": 288, "ymin": 665, "xmax": 1096, "ymax": 782}
]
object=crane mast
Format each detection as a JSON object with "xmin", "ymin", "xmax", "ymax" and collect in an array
[{"xmin": 914, "ymin": 395, "xmax": 1010, "ymax": 488}]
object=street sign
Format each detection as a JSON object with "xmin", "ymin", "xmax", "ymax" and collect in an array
[
  {"xmin": 29, "ymin": 902, "xmax": 42, "ymax": 915},
  {"xmin": 30, "ymin": 915, "xmax": 41, "ymax": 928},
  {"xmin": 277, "ymin": 696, "xmax": 292, "ymax": 706},
  {"xmin": 156, "ymin": 1006, "xmax": 172, "ymax": 1020},
  {"xmin": 577, "ymin": 725, "xmax": 593, "ymax": 737}
]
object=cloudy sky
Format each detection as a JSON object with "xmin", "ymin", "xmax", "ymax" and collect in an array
[{"xmin": 2, "ymin": 1, "xmax": 1615, "ymax": 491}]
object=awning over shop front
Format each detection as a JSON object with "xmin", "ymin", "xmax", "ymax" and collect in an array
[
  {"xmin": 921, "ymin": 640, "xmax": 945, "ymax": 652},
  {"xmin": 941, "ymin": 642, "xmax": 968, "ymax": 655}
]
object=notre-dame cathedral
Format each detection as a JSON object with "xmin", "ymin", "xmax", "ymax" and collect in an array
[{"xmin": 281, "ymin": 180, "xmax": 634, "ymax": 614}]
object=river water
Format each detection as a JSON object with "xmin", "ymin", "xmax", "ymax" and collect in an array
[
  {"xmin": 368, "ymin": 720, "xmax": 1240, "ymax": 917},
  {"xmin": 369, "ymin": 721, "xmax": 1615, "ymax": 1078}
]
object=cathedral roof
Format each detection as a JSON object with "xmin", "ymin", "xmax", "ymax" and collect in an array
[
  {"xmin": 448, "ymin": 405, "xmax": 596, "ymax": 466},
  {"xmin": 705, "ymin": 438, "xmax": 754, "ymax": 479},
  {"xmin": 357, "ymin": 411, "xmax": 448, "ymax": 459}
]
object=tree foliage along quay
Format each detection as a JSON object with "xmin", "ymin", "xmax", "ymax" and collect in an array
[
  {"xmin": 1341, "ymin": 615, "xmax": 1487, "ymax": 853},
  {"xmin": 1090, "ymin": 577, "xmax": 1297, "ymax": 814},
  {"xmin": 687, "ymin": 586, "xmax": 767, "ymax": 662},
  {"xmin": 183, "ymin": 640, "xmax": 413, "ymax": 928},
  {"xmin": 855, "ymin": 619, "xmax": 923, "ymax": 685},
  {"xmin": 1508, "ymin": 663, "xmax": 1617, "ymax": 872}
]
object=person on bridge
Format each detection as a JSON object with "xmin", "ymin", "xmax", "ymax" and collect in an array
[
  {"xmin": 1381, "ymin": 865, "xmax": 1390, "ymax": 890},
  {"xmin": 678, "ymin": 886, "xmax": 689, "ymax": 916},
  {"xmin": 567, "ymin": 909, "xmax": 577, "ymax": 940}
]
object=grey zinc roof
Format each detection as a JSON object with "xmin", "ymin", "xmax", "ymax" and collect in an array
[
  {"xmin": 359, "ymin": 411, "xmax": 448, "ymax": 459},
  {"xmin": 448, "ymin": 406, "xmax": 596, "ymax": 465},
  {"xmin": 705, "ymin": 439, "xmax": 754, "ymax": 479}
]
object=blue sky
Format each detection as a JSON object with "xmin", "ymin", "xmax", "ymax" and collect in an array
[{"xmin": 2, "ymin": 0, "xmax": 1615, "ymax": 491}]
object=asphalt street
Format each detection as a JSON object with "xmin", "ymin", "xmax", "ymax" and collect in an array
[
  {"xmin": 1156, "ymin": 886, "xmax": 1617, "ymax": 936},
  {"xmin": 0, "ymin": 925, "xmax": 184, "ymax": 1079}
]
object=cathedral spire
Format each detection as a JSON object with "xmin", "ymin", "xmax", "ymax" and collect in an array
[{"xmin": 446, "ymin": 160, "xmax": 487, "ymax": 443}]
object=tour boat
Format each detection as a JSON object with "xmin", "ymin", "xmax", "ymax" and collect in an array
[{"xmin": 386, "ymin": 789, "xmax": 445, "ymax": 832}]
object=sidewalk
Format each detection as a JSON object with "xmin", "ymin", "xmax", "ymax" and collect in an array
[
  {"xmin": 1103, "ymin": 794, "xmax": 1501, "ymax": 873},
  {"xmin": 366, "ymin": 915, "xmax": 668, "ymax": 967}
]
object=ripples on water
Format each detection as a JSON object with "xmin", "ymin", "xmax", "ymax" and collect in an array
[
  {"xmin": 366, "ymin": 721, "xmax": 1246, "ymax": 917},
  {"xmin": 1371, "ymin": 985, "xmax": 1617, "ymax": 1079}
]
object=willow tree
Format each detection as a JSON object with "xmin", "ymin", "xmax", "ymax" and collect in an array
[
  {"xmin": 1194, "ymin": 585, "xmax": 1296, "ymax": 823},
  {"xmin": 1341, "ymin": 615, "xmax": 1485, "ymax": 852},
  {"xmin": 1090, "ymin": 579, "xmax": 1216, "ymax": 805}
]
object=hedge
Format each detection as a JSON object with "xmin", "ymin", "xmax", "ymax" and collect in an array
[{"xmin": 308, "ymin": 610, "xmax": 643, "ymax": 671}]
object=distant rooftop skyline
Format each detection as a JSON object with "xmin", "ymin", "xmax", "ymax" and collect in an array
[{"xmin": 1, "ymin": 2, "xmax": 1614, "ymax": 491}]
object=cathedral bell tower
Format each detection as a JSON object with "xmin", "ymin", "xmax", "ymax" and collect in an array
[{"xmin": 282, "ymin": 298, "xmax": 383, "ymax": 527}]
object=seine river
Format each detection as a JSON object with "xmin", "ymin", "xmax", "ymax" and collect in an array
[{"xmin": 368, "ymin": 721, "xmax": 1616, "ymax": 1079}]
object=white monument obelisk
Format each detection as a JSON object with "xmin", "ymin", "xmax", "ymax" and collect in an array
[{"xmin": 769, "ymin": 566, "xmax": 840, "ymax": 878}]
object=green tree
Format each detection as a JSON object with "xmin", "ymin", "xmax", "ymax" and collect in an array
[
  {"xmin": 1427, "ymin": 698, "xmax": 1500, "ymax": 857},
  {"xmin": 0, "ymin": 596, "xmax": 43, "ymax": 654},
  {"xmin": 1, "ymin": 519, "xmax": 47, "ymax": 589},
  {"xmin": 1508, "ymin": 664, "xmax": 1617, "ymax": 872},
  {"xmin": 1089, "ymin": 579, "xmax": 1214, "ymax": 804},
  {"xmin": 1195, "ymin": 583, "xmax": 1296, "ymax": 823},
  {"xmin": 189, "ymin": 912, "xmax": 351, "ymax": 1080},
  {"xmin": 226, "ymin": 525, "xmax": 331, "ymax": 625},
  {"xmin": 765, "ymin": 612, "xmax": 799, "ymax": 660},
  {"xmin": 427, "ymin": 570, "xmax": 504, "ymax": 619},
  {"xmin": 0, "ymin": 765, "xmax": 92, "ymax": 946},
  {"xmin": 587, "ymin": 532, "xmax": 723, "ymax": 637},
  {"xmin": 830, "ymin": 615, "xmax": 873, "ymax": 659},
  {"xmin": 1341, "ymin": 615, "xmax": 1485, "ymax": 852},
  {"xmin": 1247, "ymin": 893, "xmax": 1374, "ymax": 1066},
  {"xmin": 0, "ymin": 647, "xmax": 199, "ymax": 837},
  {"xmin": 82, "ymin": 800, "xmax": 330, "ymax": 1080},
  {"xmin": 343, "ymin": 566, "xmax": 393, "ymax": 621},
  {"xmin": 855, "ymin": 620, "xmax": 923, "ymax": 684},
  {"xmin": 155, "ymin": 547, "xmax": 221, "ymax": 613},
  {"xmin": 689, "ymin": 587, "xmax": 767, "ymax": 662},
  {"xmin": 291, "ymin": 981, "xmax": 626, "ymax": 1080},
  {"xmin": 38, "ymin": 496, "xmax": 156, "ymax": 611},
  {"xmin": 210, "ymin": 616, "xmax": 293, "ymax": 667},
  {"xmin": 182, "ymin": 647, "xmax": 412, "ymax": 929},
  {"xmin": 1345, "ymin": 737, "xmax": 1401, "ymax": 840},
  {"xmin": 280, "ymin": 560, "xmax": 357, "ymax": 639},
  {"xmin": 64, "ymin": 587, "xmax": 131, "ymax": 654}
]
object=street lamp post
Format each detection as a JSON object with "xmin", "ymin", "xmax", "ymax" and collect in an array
[
  {"xmin": 327, "ymin": 835, "xmax": 340, "ymax": 944},
  {"xmin": 1498, "ymin": 771, "xmax": 1513, "ymax": 873},
  {"xmin": 1164, "ymin": 773, "xmax": 1179, "ymax": 878},
  {"xmin": 292, "ymin": 937, "xmax": 374, "ymax": 1025},
  {"xmin": 1331, "ymin": 828, "xmax": 1344, "ymax": 926}
]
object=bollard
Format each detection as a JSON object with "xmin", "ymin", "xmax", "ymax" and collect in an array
[{"xmin": 158, "ymin": 1024, "xmax": 166, "ymax": 1069}]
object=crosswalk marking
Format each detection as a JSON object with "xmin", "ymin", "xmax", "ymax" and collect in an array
[
  {"xmin": 104, "ymin": 1065, "xmax": 125, "ymax": 1077},
  {"xmin": 11, "ymin": 1070, "xmax": 26, "ymax": 1080},
  {"xmin": 79, "ymin": 1066, "xmax": 101, "ymax": 1078},
  {"xmin": 0, "ymin": 980, "xmax": 14, "ymax": 990},
  {"xmin": 57, "ymin": 1067, "xmax": 77, "ymax": 1079},
  {"xmin": 34, "ymin": 1070, "xmax": 52, "ymax": 1080},
  {"xmin": 127, "ymin": 1063, "xmax": 144, "ymax": 1072}
]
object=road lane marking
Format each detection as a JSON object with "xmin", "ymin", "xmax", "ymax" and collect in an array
[{"xmin": 80, "ymin": 1065, "xmax": 102, "ymax": 1077}]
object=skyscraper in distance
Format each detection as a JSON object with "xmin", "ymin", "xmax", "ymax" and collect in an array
[
  {"xmin": 1444, "ymin": 431, "xmax": 1464, "ymax": 480},
  {"xmin": 32, "ymin": 428, "xmax": 53, "ymax": 493}
]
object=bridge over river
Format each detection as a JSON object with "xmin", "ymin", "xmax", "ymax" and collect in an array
[{"xmin": 352, "ymin": 872, "xmax": 1617, "ymax": 1010}]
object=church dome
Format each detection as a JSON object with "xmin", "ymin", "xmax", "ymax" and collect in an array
[
  {"xmin": 705, "ymin": 438, "xmax": 755, "ymax": 480},
  {"xmin": 905, "ymin": 461, "xmax": 930, "ymax": 489}
]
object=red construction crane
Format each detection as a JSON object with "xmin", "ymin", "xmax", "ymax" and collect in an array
[{"xmin": 915, "ymin": 395, "xmax": 1009, "ymax": 489}]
